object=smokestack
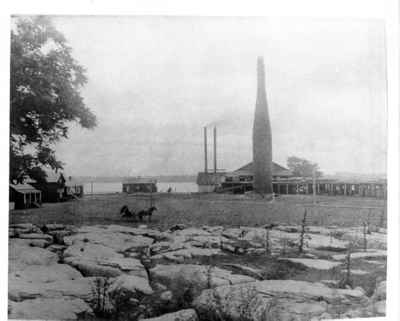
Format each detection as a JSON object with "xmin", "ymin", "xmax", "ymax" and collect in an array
[
  {"xmin": 213, "ymin": 126, "xmax": 217, "ymax": 175},
  {"xmin": 253, "ymin": 56, "xmax": 273, "ymax": 194},
  {"xmin": 204, "ymin": 127, "xmax": 208, "ymax": 173}
]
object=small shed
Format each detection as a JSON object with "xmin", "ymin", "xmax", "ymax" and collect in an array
[
  {"xmin": 196, "ymin": 172, "xmax": 226, "ymax": 193},
  {"xmin": 10, "ymin": 184, "xmax": 42, "ymax": 209},
  {"xmin": 64, "ymin": 176, "xmax": 84, "ymax": 198},
  {"xmin": 31, "ymin": 170, "xmax": 66, "ymax": 202},
  {"xmin": 122, "ymin": 177, "xmax": 157, "ymax": 193}
]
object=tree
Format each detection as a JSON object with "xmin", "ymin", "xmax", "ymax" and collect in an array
[
  {"xmin": 10, "ymin": 16, "xmax": 96, "ymax": 183},
  {"xmin": 286, "ymin": 156, "xmax": 322, "ymax": 178}
]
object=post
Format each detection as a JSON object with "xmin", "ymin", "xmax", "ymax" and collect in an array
[
  {"xmin": 286, "ymin": 183, "xmax": 289, "ymax": 195},
  {"xmin": 91, "ymin": 182, "xmax": 93, "ymax": 196},
  {"xmin": 213, "ymin": 126, "xmax": 217, "ymax": 175},
  {"xmin": 312, "ymin": 167, "xmax": 316, "ymax": 205},
  {"xmin": 213, "ymin": 126, "xmax": 218, "ymax": 190},
  {"xmin": 204, "ymin": 127, "xmax": 208, "ymax": 173},
  {"xmin": 150, "ymin": 186, "xmax": 153, "ymax": 207}
]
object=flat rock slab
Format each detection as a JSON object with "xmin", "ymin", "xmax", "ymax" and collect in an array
[
  {"xmin": 222, "ymin": 264, "xmax": 264, "ymax": 279},
  {"xmin": 106, "ymin": 224, "xmax": 165, "ymax": 240},
  {"xmin": 341, "ymin": 269, "xmax": 369, "ymax": 275},
  {"xmin": 150, "ymin": 241, "xmax": 186, "ymax": 255},
  {"xmin": 64, "ymin": 242, "xmax": 147, "ymax": 278},
  {"xmin": 17, "ymin": 233, "xmax": 53, "ymax": 242},
  {"xmin": 155, "ymin": 247, "xmax": 222, "ymax": 261},
  {"xmin": 9, "ymin": 240, "xmax": 58, "ymax": 272},
  {"xmin": 8, "ymin": 277, "xmax": 97, "ymax": 302},
  {"xmin": 194, "ymin": 280, "xmax": 368, "ymax": 321},
  {"xmin": 10, "ymin": 264, "xmax": 82, "ymax": 283},
  {"xmin": 109, "ymin": 274, "xmax": 153, "ymax": 295},
  {"xmin": 373, "ymin": 300, "xmax": 386, "ymax": 315},
  {"xmin": 42, "ymin": 223, "xmax": 66, "ymax": 231},
  {"xmin": 64, "ymin": 242, "xmax": 123, "ymax": 260},
  {"xmin": 173, "ymin": 228, "xmax": 212, "ymax": 238},
  {"xmin": 336, "ymin": 228, "xmax": 387, "ymax": 250},
  {"xmin": 141, "ymin": 309, "xmax": 198, "ymax": 321},
  {"xmin": 363, "ymin": 259, "xmax": 384, "ymax": 264},
  {"xmin": 11, "ymin": 238, "xmax": 50, "ymax": 248},
  {"xmin": 10, "ymin": 223, "xmax": 42, "ymax": 234},
  {"xmin": 223, "ymin": 227, "xmax": 349, "ymax": 252},
  {"xmin": 64, "ymin": 231, "xmax": 154, "ymax": 252},
  {"xmin": 372, "ymin": 281, "xmax": 386, "ymax": 301},
  {"xmin": 332, "ymin": 250, "xmax": 387, "ymax": 261},
  {"xmin": 280, "ymin": 258, "xmax": 342, "ymax": 270},
  {"xmin": 254, "ymin": 280, "xmax": 367, "ymax": 303},
  {"xmin": 150, "ymin": 264, "xmax": 255, "ymax": 292},
  {"xmin": 9, "ymin": 297, "xmax": 92, "ymax": 320}
]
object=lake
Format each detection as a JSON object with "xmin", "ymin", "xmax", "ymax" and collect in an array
[{"xmin": 83, "ymin": 181, "xmax": 198, "ymax": 194}]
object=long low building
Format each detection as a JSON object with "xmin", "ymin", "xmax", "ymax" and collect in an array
[
  {"xmin": 197, "ymin": 161, "xmax": 386, "ymax": 198},
  {"xmin": 122, "ymin": 177, "xmax": 157, "ymax": 193}
]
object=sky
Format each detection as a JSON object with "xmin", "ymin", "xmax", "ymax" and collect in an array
[{"xmin": 49, "ymin": 16, "xmax": 387, "ymax": 177}]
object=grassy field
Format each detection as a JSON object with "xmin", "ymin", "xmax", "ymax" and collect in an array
[{"xmin": 9, "ymin": 193, "xmax": 386, "ymax": 230}]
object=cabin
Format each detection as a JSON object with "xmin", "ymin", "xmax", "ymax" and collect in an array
[
  {"xmin": 10, "ymin": 183, "xmax": 42, "ymax": 209},
  {"xmin": 31, "ymin": 170, "xmax": 66, "ymax": 202},
  {"xmin": 122, "ymin": 177, "xmax": 157, "ymax": 193},
  {"xmin": 196, "ymin": 172, "xmax": 226, "ymax": 193},
  {"xmin": 64, "ymin": 176, "xmax": 84, "ymax": 199}
]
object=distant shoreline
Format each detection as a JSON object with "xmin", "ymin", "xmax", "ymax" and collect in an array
[{"xmin": 76, "ymin": 175, "xmax": 197, "ymax": 184}]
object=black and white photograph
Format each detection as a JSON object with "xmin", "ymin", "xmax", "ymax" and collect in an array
[{"xmin": 4, "ymin": 1, "xmax": 399, "ymax": 320}]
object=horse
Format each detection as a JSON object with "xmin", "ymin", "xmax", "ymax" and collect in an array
[
  {"xmin": 137, "ymin": 206, "xmax": 157, "ymax": 222},
  {"xmin": 120, "ymin": 205, "xmax": 136, "ymax": 219}
]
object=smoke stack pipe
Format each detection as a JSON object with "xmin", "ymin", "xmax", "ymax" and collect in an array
[
  {"xmin": 213, "ymin": 126, "xmax": 217, "ymax": 175},
  {"xmin": 253, "ymin": 56, "xmax": 273, "ymax": 194},
  {"xmin": 204, "ymin": 127, "xmax": 208, "ymax": 173}
]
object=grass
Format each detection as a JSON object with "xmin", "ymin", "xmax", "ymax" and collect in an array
[{"xmin": 9, "ymin": 193, "xmax": 386, "ymax": 230}]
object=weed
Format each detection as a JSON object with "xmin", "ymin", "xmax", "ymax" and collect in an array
[
  {"xmin": 90, "ymin": 277, "xmax": 141, "ymax": 320},
  {"xmin": 338, "ymin": 243, "xmax": 353, "ymax": 289},
  {"xmin": 377, "ymin": 207, "xmax": 386, "ymax": 228},
  {"xmin": 167, "ymin": 274, "xmax": 198, "ymax": 310},
  {"xmin": 198, "ymin": 285, "xmax": 259, "ymax": 321},
  {"xmin": 362, "ymin": 222, "xmax": 368, "ymax": 252},
  {"xmin": 298, "ymin": 209, "xmax": 307, "ymax": 253},
  {"xmin": 264, "ymin": 229, "xmax": 271, "ymax": 256},
  {"xmin": 90, "ymin": 277, "xmax": 112, "ymax": 317}
]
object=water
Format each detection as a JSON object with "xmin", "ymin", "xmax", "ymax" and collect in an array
[{"xmin": 83, "ymin": 181, "xmax": 198, "ymax": 194}]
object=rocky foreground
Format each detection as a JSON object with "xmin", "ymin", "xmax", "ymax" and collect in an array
[{"xmin": 9, "ymin": 222, "xmax": 386, "ymax": 320}]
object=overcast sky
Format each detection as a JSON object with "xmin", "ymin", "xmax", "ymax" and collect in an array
[{"xmin": 50, "ymin": 16, "xmax": 387, "ymax": 177}]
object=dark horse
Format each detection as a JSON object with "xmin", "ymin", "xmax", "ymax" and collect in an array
[
  {"xmin": 120, "ymin": 205, "xmax": 136, "ymax": 219},
  {"xmin": 137, "ymin": 206, "xmax": 157, "ymax": 222}
]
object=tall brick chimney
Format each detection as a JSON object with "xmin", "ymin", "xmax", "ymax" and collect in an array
[{"xmin": 252, "ymin": 56, "xmax": 273, "ymax": 194}]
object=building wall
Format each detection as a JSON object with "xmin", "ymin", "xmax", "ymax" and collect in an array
[
  {"xmin": 32, "ymin": 183, "xmax": 63, "ymax": 202},
  {"xmin": 123, "ymin": 183, "xmax": 157, "ymax": 193},
  {"xmin": 198, "ymin": 185, "xmax": 216, "ymax": 193}
]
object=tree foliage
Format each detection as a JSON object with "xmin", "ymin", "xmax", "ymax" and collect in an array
[
  {"xmin": 286, "ymin": 156, "xmax": 322, "ymax": 178},
  {"xmin": 10, "ymin": 16, "xmax": 96, "ymax": 182}
]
